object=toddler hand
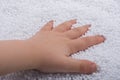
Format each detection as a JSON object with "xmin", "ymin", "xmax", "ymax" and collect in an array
[{"xmin": 27, "ymin": 19, "xmax": 105, "ymax": 74}]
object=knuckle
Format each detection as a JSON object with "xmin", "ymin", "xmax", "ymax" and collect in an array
[
  {"xmin": 94, "ymin": 36, "xmax": 100, "ymax": 43},
  {"xmin": 68, "ymin": 45, "xmax": 74, "ymax": 53},
  {"xmin": 78, "ymin": 60, "xmax": 92, "ymax": 74},
  {"xmin": 78, "ymin": 62, "xmax": 86, "ymax": 73},
  {"xmin": 66, "ymin": 42, "xmax": 75, "ymax": 53},
  {"xmin": 83, "ymin": 37, "xmax": 90, "ymax": 43},
  {"xmin": 84, "ymin": 37, "xmax": 89, "ymax": 41},
  {"xmin": 63, "ymin": 22, "xmax": 71, "ymax": 27},
  {"xmin": 73, "ymin": 28, "xmax": 81, "ymax": 33},
  {"xmin": 82, "ymin": 37, "xmax": 90, "ymax": 46}
]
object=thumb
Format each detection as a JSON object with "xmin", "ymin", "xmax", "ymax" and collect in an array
[{"xmin": 62, "ymin": 57, "xmax": 97, "ymax": 74}]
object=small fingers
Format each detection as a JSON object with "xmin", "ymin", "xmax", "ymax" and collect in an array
[
  {"xmin": 68, "ymin": 35, "xmax": 105, "ymax": 54},
  {"xmin": 41, "ymin": 20, "xmax": 54, "ymax": 31},
  {"xmin": 52, "ymin": 19, "xmax": 76, "ymax": 32},
  {"xmin": 64, "ymin": 24, "xmax": 91, "ymax": 39}
]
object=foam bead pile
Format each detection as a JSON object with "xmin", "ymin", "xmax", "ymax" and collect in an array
[{"xmin": 0, "ymin": 0, "xmax": 120, "ymax": 80}]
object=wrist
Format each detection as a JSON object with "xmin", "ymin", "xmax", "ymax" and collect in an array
[
  {"xmin": 0, "ymin": 40, "xmax": 38, "ymax": 74},
  {"xmin": 24, "ymin": 39, "xmax": 42, "ymax": 70},
  {"xmin": 16, "ymin": 40, "xmax": 37, "ymax": 70}
]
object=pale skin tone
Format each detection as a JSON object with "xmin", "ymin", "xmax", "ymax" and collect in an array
[{"xmin": 0, "ymin": 19, "xmax": 105, "ymax": 75}]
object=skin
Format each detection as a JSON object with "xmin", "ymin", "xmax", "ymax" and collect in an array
[{"xmin": 0, "ymin": 19, "xmax": 105, "ymax": 75}]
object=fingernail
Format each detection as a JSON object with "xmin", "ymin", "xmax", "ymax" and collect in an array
[
  {"xmin": 49, "ymin": 20, "xmax": 52, "ymax": 23},
  {"xmin": 99, "ymin": 35, "xmax": 106, "ymax": 41},
  {"xmin": 50, "ymin": 20, "xmax": 54, "ymax": 22},
  {"xmin": 72, "ymin": 19, "xmax": 77, "ymax": 23},
  {"xmin": 87, "ymin": 24, "xmax": 91, "ymax": 27},
  {"xmin": 73, "ymin": 19, "xmax": 77, "ymax": 21}
]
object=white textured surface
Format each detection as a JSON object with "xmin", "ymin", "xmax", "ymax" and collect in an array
[{"xmin": 0, "ymin": 0, "xmax": 120, "ymax": 80}]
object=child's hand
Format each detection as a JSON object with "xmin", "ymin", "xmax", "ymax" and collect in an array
[{"xmin": 27, "ymin": 19, "xmax": 105, "ymax": 74}]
